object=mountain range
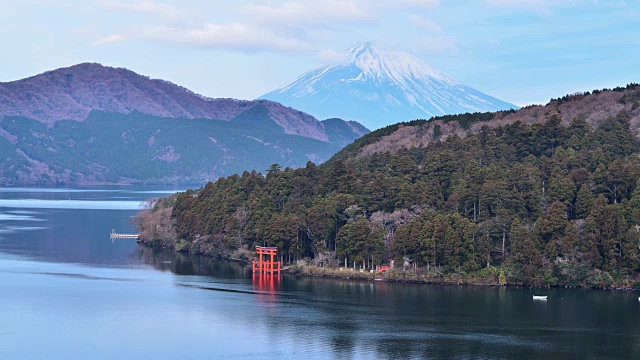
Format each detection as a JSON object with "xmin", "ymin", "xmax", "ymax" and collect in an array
[
  {"xmin": 260, "ymin": 42, "xmax": 518, "ymax": 129},
  {"xmin": 0, "ymin": 63, "xmax": 368, "ymax": 185}
]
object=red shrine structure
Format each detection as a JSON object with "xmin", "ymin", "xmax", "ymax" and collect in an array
[{"xmin": 252, "ymin": 246, "xmax": 281, "ymax": 275}]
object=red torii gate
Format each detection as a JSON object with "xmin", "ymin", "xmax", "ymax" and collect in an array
[{"xmin": 252, "ymin": 246, "xmax": 281, "ymax": 275}]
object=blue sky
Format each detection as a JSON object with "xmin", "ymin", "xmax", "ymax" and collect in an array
[{"xmin": 1, "ymin": 0, "xmax": 638, "ymax": 106}]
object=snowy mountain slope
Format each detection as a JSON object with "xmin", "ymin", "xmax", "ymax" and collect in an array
[{"xmin": 259, "ymin": 42, "xmax": 518, "ymax": 129}]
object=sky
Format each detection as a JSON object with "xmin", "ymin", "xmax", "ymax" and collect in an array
[{"xmin": 0, "ymin": 0, "xmax": 638, "ymax": 106}]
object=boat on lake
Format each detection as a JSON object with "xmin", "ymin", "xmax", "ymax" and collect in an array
[{"xmin": 533, "ymin": 295, "xmax": 548, "ymax": 300}]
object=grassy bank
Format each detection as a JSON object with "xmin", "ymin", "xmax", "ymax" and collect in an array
[
  {"xmin": 287, "ymin": 264, "xmax": 505, "ymax": 285},
  {"xmin": 287, "ymin": 264, "xmax": 640, "ymax": 290},
  {"xmin": 287, "ymin": 264, "xmax": 380, "ymax": 281}
]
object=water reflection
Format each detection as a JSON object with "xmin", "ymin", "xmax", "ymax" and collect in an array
[
  {"xmin": 0, "ymin": 198, "xmax": 145, "ymax": 210},
  {"xmin": 134, "ymin": 244, "xmax": 247, "ymax": 278},
  {"xmin": 3, "ymin": 187, "xmax": 640, "ymax": 359},
  {"xmin": 253, "ymin": 274, "xmax": 281, "ymax": 306},
  {"xmin": 133, "ymin": 244, "xmax": 640, "ymax": 359},
  {"xmin": 0, "ymin": 186, "xmax": 184, "ymax": 265}
]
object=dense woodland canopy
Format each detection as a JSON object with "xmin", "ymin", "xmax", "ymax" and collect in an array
[{"xmin": 141, "ymin": 107, "xmax": 640, "ymax": 287}]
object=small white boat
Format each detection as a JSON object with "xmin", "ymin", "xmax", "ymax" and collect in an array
[{"xmin": 533, "ymin": 295, "xmax": 548, "ymax": 300}]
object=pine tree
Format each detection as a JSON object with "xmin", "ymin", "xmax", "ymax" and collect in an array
[
  {"xmin": 548, "ymin": 173, "xmax": 576, "ymax": 208},
  {"xmin": 539, "ymin": 201, "xmax": 568, "ymax": 259},
  {"xmin": 460, "ymin": 217, "xmax": 480, "ymax": 271},
  {"xmin": 575, "ymin": 183, "xmax": 594, "ymax": 219},
  {"xmin": 560, "ymin": 221, "xmax": 580, "ymax": 260},
  {"xmin": 585, "ymin": 195, "xmax": 608, "ymax": 268},
  {"xmin": 621, "ymin": 226, "xmax": 640, "ymax": 272},
  {"xmin": 600, "ymin": 205, "xmax": 626, "ymax": 272},
  {"xmin": 510, "ymin": 218, "xmax": 543, "ymax": 285},
  {"xmin": 628, "ymin": 178, "xmax": 640, "ymax": 225}
]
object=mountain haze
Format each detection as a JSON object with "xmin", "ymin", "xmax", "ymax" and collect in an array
[
  {"xmin": 0, "ymin": 64, "xmax": 369, "ymax": 185},
  {"xmin": 0, "ymin": 62, "xmax": 367, "ymax": 142},
  {"xmin": 260, "ymin": 42, "xmax": 517, "ymax": 129}
]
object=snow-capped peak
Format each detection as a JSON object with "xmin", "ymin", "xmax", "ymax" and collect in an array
[
  {"xmin": 346, "ymin": 41, "xmax": 379, "ymax": 58},
  {"xmin": 259, "ymin": 42, "xmax": 517, "ymax": 129},
  {"xmin": 345, "ymin": 42, "xmax": 461, "ymax": 87}
]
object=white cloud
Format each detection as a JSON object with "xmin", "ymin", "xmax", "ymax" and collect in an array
[
  {"xmin": 592, "ymin": 0, "xmax": 627, "ymax": 7},
  {"xmin": 241, "ymin": 0, "xmax": 440, "ymax": 29},
  {"xmin": 139, "ymin": 23, "xmax": 314, "ymax": 53},
  {"xmin": 379, "ymin": 0, "xmax": 440, "ymax": 9},
  {"xmin": 413, "ymin": 34, "xmax": 459, "ymax": 55},
  {"xmin": 486, "ymin": 0, "xmax": 545, "ymax": 6},
  {"xmin": 96, "ymin": 0, "xmax": 444, "ymax": 56},
  {"xmin": 488, "ymin": 37, "xmax": 501, "ymax": 45},
  {"xmin": 484, "ymin": 0, "xmax": 552, "ymax": 14},
  {"xmin": 409, "ymin": 15, "xmax": 444, "ymax": 33},
  {"xmin": 94, "ymin": 34, "xmax": 125, "ymax": 46},
  {"xmin": 408, "ymin": 15, "xmax": 457, "ymax": 55},
  {"xmin": 71, "ymin": 25, "xmax": 97, "ymax": 35},
  {"xmin": 242, "ymin": 1, "xmax": 373, "ymax": 27},
  {"xmin": 99, "ymin": 0, "xmax": 183, "ymax": 21},
  {"xmin": 316, "ymin": 48, "xmax": 350, "ymax": 64}
]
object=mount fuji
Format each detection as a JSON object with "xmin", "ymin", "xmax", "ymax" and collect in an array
[{"xmin": 259, "ymin": 42, "xmax": 518, "ymax": 129}]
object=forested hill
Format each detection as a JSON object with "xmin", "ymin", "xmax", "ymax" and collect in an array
[
  {"xmin": 139, "ymin": 84, "xmax": 640, "ymax": 288},
  {"xmin": 0, "ymin": 62, "xmax": 365, "ymax": 143},
  {"xmin": 331, "ymin": 83, "xmax": 640, "ymax": 162},
  {"xmin": 0, "ymin": 110, "xmax": 366, "ymax": 185},
  {"xmin": 0, "ymin": 63, "xmax": 370, "ymax": 185}
]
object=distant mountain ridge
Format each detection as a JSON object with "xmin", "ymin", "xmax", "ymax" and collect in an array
[
  {"xmin": 331, "ymin": 84, "xmax": 640, "ymax": 162},
  {"xmin": 0, "ymin": 62, "xmax": 368, "ymax": 143},
  {"xmin": 0, "ymin": 63, "xmax": 369, "ymax": 185},
  {"xmin": 260, "ymin": 42, "xmax": 518, "ymax": 129}
]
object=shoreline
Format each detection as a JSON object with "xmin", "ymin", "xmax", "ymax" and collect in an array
[
  {"xmin": 137, "ymin": 241, "xmax": 640, "ymax": 291},
  {"xmin": 279, "ymin": 265, "xmax": 640, "ymax": 291}
]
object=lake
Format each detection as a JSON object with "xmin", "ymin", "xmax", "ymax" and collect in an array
[{"xmin": 1, "ymin": 187, "xmax": 639, "ymax": 359}]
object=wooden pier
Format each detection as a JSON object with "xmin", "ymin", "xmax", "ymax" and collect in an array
[{"xmin": 110, "ymin": 229, "xmax": 140, "ymax": 241}]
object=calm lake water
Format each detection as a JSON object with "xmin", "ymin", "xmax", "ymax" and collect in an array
[{"xmin": 1, "ymin": 187, "xmax": 640, "ymax": 359}]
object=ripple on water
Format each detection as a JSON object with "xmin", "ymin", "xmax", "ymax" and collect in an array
[
  {"xmin": 0, "ymin": 213, "xmax": 43, "ymax": 221},
  {"xmin": 0, "ymin": 226, "xmax": 48, "ymax": 234},
  {"xmin": 0, "ymin": 199, "xmax": 144, "ymax": 210},
  {"xmin": 0, "ymin": 188, "xmax": 184, "ymax": 194}
]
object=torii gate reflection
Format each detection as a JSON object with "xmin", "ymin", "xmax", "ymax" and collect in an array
[{"xmin": 252, "ymin": 246, "xmax": 281, "ymax": 303}]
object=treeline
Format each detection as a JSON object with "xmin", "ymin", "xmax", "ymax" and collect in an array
[
  {"xmin": 331, "ymin": 111, "xmax": 506, "ymax": 163},
  {"xmin": 550, "ymin": 82, "xmax": 640, "ymax": 105},
  {"xmin": 150, "ymin": 112, "xmax": 640, "ymax": 287}
]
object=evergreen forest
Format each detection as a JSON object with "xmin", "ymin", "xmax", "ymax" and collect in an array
[{"xmin": 140, "ymin": 108, "xmax": 640, "ymax": 288}]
